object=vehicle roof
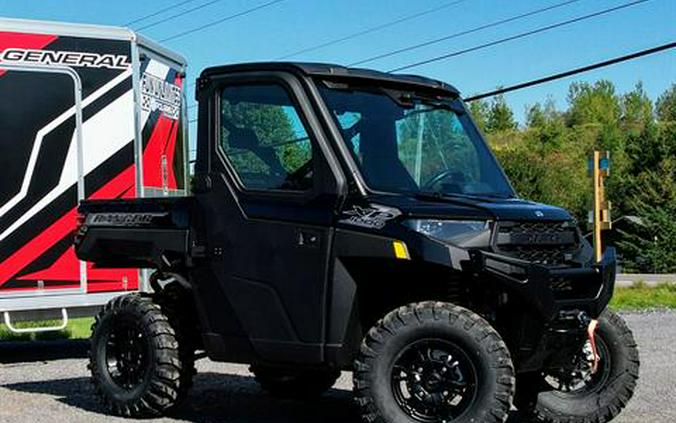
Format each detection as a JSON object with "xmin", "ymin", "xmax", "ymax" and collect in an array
[{"xmin": 200, "ymin": 62, "xmax": 460, "ymax": 96}]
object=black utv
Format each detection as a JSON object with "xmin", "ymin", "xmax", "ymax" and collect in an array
[{"xmin": 74, "ymin": 63, "xmax": 638, "ymax": 423}]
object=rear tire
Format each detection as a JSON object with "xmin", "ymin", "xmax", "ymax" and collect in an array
[
  {"xmin": 89, "ymin": 294, "xmax": 194, "ymax": 417},
  {"xmin": 251, "ymin": 365, "xmax": 340, "ymax": 398},
  {"xmin": 354, "ymin": 301, "xmax": 515, "ymax": 423},
  {"xmin": 518, "ymin": 309, "xmax": 639, "ymax": 423}
]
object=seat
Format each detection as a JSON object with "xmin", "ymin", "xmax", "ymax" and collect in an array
[{"xmin": 227, "ymin": 127, "xmax": 287, "ymax": 185}]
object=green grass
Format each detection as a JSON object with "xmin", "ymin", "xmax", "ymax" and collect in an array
[
  {"xmin": 610, "ymin": 282, "xmax": 676, "ymax": 311},
  {"xmin": 0, "ymin": 317, "xmax": 93, "ymax": 342}
]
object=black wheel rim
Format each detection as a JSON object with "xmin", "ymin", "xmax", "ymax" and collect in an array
[
  {"xmin": 545, "ymin": 335, "xmax": 612, "ymax": 395},
  {"xmin": 390, "ymin": 339, "xmax": 478, "ymax": 422},
  {"xmin": 104, "ymin": 318, "xmax": 150, "ymax": 391}
]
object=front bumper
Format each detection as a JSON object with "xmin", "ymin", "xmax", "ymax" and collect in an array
[
  {"xmin": 453, "ymin": 246, "xmax": 616, "ymax": 372},
  {"xmin": 464, "ymin": 246, "xmax": 616, "ymax": 321}
]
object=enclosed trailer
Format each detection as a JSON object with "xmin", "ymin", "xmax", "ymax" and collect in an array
[{"xmin": 0, "ymin": 18, "xmax": 188, "ymax": 330}]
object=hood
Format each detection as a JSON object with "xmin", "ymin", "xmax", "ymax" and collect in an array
[{"xmin": 370, "ymin": 194, "xmax": 573, "ymax": 222}]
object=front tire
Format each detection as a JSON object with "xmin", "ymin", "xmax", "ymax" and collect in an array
[
  {"xmin": 354, "ymin": 301, "xmax": 515, "ymax": 423},
  {"xmin": 89, "ymin": 294, "xmax": 194, "ymax": 417},
  {"xmin": 518, "ymin": 309, "xmax": 639, "ymax": 423}
]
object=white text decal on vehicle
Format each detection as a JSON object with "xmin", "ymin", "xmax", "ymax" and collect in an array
[
  {"xmin": 0, "ymin": 48, "xmax": 131, "ymax": 70},
  {"xmin": 86, "ymin": 212, "xmax": 168, "ymax": 227},
  {"xmin": 141, "ymin": 73, "xmax": 181, "ymax": 120},
  {"xmin": 340, "ymin": 205, "xmax": 401, "ymax": 229}
]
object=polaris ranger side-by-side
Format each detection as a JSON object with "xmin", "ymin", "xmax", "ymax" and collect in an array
[{"xmin": 74, "ymin": 63, "xmax": 639, "ymax": 423}]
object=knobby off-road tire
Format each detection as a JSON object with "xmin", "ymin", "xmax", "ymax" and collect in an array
[
  {"xmin": 354, "ymin": 301, "xmax": 515, "ymax": 423},
  {"xmin": 520, "ymin": 309, "xmax": 639, "ymax": 423},
  {"xmin": 89, "ymin": 293, "xmax": 195, "ymax": 417},
  {"xmin": 251, "ymin": 365, "xmax": 341, "ymax": 398},
  {"xmin": 155, "ymin": 282, "xmax": 198, "ymax": 399}
]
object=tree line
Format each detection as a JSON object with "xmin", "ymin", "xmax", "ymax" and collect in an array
[{"xmin": 469, "ymin": 81, "xmax": 676, "ymax": 273}]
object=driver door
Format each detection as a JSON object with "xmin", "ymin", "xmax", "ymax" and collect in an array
[{"xmin": 195, "ymin": 72, "xmax": 344, "ymax": 363}]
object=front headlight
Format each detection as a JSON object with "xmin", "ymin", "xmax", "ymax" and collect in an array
[{"xmin": 404, "ymin": 219, "xmax": 491, "ymax": 245}]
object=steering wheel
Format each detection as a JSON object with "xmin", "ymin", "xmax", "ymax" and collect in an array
[
  {"xmin": 280, "ymin": 159, "xmax": 313, "ymax": 190},
  {"xmin": 422, "ymin": 170, "xmax": 464, "ymax": 191}
]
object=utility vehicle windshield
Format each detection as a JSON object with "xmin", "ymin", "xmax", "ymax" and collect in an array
[{"xmin": 319, "ymin": 84, "xmax": 514, "ymax": 198}]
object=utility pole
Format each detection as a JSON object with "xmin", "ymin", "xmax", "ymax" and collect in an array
[{"xmin": 590, "ymin": 151, "xmax": 612, "ymax": 262}]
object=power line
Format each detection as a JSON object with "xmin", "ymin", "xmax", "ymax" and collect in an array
[
  {"xmin": 160, "ymin": 0, "xmax": 287, "ymax": 42},
  {"xmin": 464, "ymin": 41, "xmax": 676, "ymax": 101},
  {"xmin": 124, "ymin": 0, "xmax": 202, "ymax": 26},
  {"xmin": 186, "ymin": 41, "xmax": 676, "ymax": 117},
  {"xmin": 276, "ymin": 0, "xmax": 468, "ymax": 60},
  {"xmin": 349, "ymin": 0, "xmax": 582, "ymax": 67},
  {"xmin": 389, "ymin": 0, "xmax": 651, "ymax": 73},
  {"xmin": 185, "ymin": 42, "xmax": 676, "ymax": 124},
  {"xmin": 136, "ymin": 0, "xmax": 226, "ymax": 32}
]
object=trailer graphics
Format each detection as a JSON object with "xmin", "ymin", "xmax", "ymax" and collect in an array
[
  {"xmin": 0, "ymin": 48, "xmax": 131, "ymax": 70},
  {"xmin": 0, "ymin": 19, "xmax": 187, "ymax": 318},
  {"xmin": 0, "ymin": 31, "xmax": 136, "ymax": 295}
]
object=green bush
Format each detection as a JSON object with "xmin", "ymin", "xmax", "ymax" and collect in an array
[{"xmin": 476, "ymin": 81, "xmax": 676, "ymax": 273}]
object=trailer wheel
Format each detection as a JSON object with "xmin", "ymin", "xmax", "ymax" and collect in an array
[
  {"xmin": 89, "ymin": 293, "xmax": 193, "ymax": 417},
  {"xmin": 251, "ymin": 365, "xmax": 340, "ymax": 398},
  {"xmin": 517, "ymin": 309, "xmax": 639, "ymax": 423},
  {"xmin": 354, "ymin": 301, "xmax": 515, "ymax": 423}
]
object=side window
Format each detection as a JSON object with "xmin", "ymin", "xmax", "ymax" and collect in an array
[{"xmin": 220, "ymin": 83, "xmax": 314, "ymax": 191}]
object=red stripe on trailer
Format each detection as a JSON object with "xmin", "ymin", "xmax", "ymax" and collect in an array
[
  {"xmin": 0, "ymin": 165, "xmax": 136, "ymax": 286},
  {"xmin": 143, "ymin": 115, "xmax": 179, "ymax": 189},
  {"xmin": 0, "ymin": 283, "xmax": 80, "ymax": 293},
  {"xmin": 18, "ymin": 249, "xmax": 139, "ymax": 293},
  {"xmin": 87, "ymin": 280, "xmax": 137, "ymax": 293},
  {"xmin": 17, "ymin": 180, "xmax": 140, "ymax": 292},
  {"xmin": 18, "ymin": 248, "xmax": 80, "ymax": 281},
  {"xmin": 0, "ymin": 208, "xmax": 77, "ymax": 285},
  {"xmin": 0, "ymin": 32, "xmax": 58, "ymax": 77},
  {"xmin": 164, "ymin": 119, "xmax": 179, "ymax": 189}
]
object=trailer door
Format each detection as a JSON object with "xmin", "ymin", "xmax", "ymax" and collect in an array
[
  {"xmin": 137, "ymin": 48, "xmax": 188, "ymax": 198},
  {"xmin": 0, "ymin": 64, "xmax": 85, "ymax": 298}
]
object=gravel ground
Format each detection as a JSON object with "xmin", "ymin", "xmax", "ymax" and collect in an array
[{"xmin": 1, "ymin": 311, "xmax": 674, "ymax": 423}]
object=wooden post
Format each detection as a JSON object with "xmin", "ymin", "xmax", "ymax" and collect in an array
[
  {"xmin": 592, "ymin": 151, "xmax": 611, "ymax": 263},
  {"xmin": 593, "ymin": 151, "xmax": 603, "ymax": 262}
]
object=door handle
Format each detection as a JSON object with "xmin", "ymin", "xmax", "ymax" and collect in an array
[{"xmin": 297, "ymin": 230, "xmax": 320, "ymax": 247}]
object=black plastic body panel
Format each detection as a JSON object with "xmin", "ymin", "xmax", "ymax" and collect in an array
[{"xmin": 74, "ymin": 197, "xmax": 192, "ymax": 269}]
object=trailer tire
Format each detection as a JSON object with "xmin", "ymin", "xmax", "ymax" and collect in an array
[
  {"xmin": 354, "ymin": 301, "xmax": 515, "ymax": 423},
  {"xmin": 251, "ymin": 365, "xmax": 340, "ymax": 398},
  {"xmin": 518, "ymin": 309, "xmax": 639, "ymax": 423},
  {"xmin": 89, "ymin": 293, "xmax": 193, "ymax": 417}
]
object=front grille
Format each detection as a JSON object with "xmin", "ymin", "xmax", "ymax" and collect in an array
[{"xmin": 494, "ymin": 221, "xmax": 579, "ymax": 266}]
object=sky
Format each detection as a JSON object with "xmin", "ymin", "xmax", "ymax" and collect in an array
[{"xmin": 1, "ymin": 0, "xmax": 674, "ymax": 146}]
